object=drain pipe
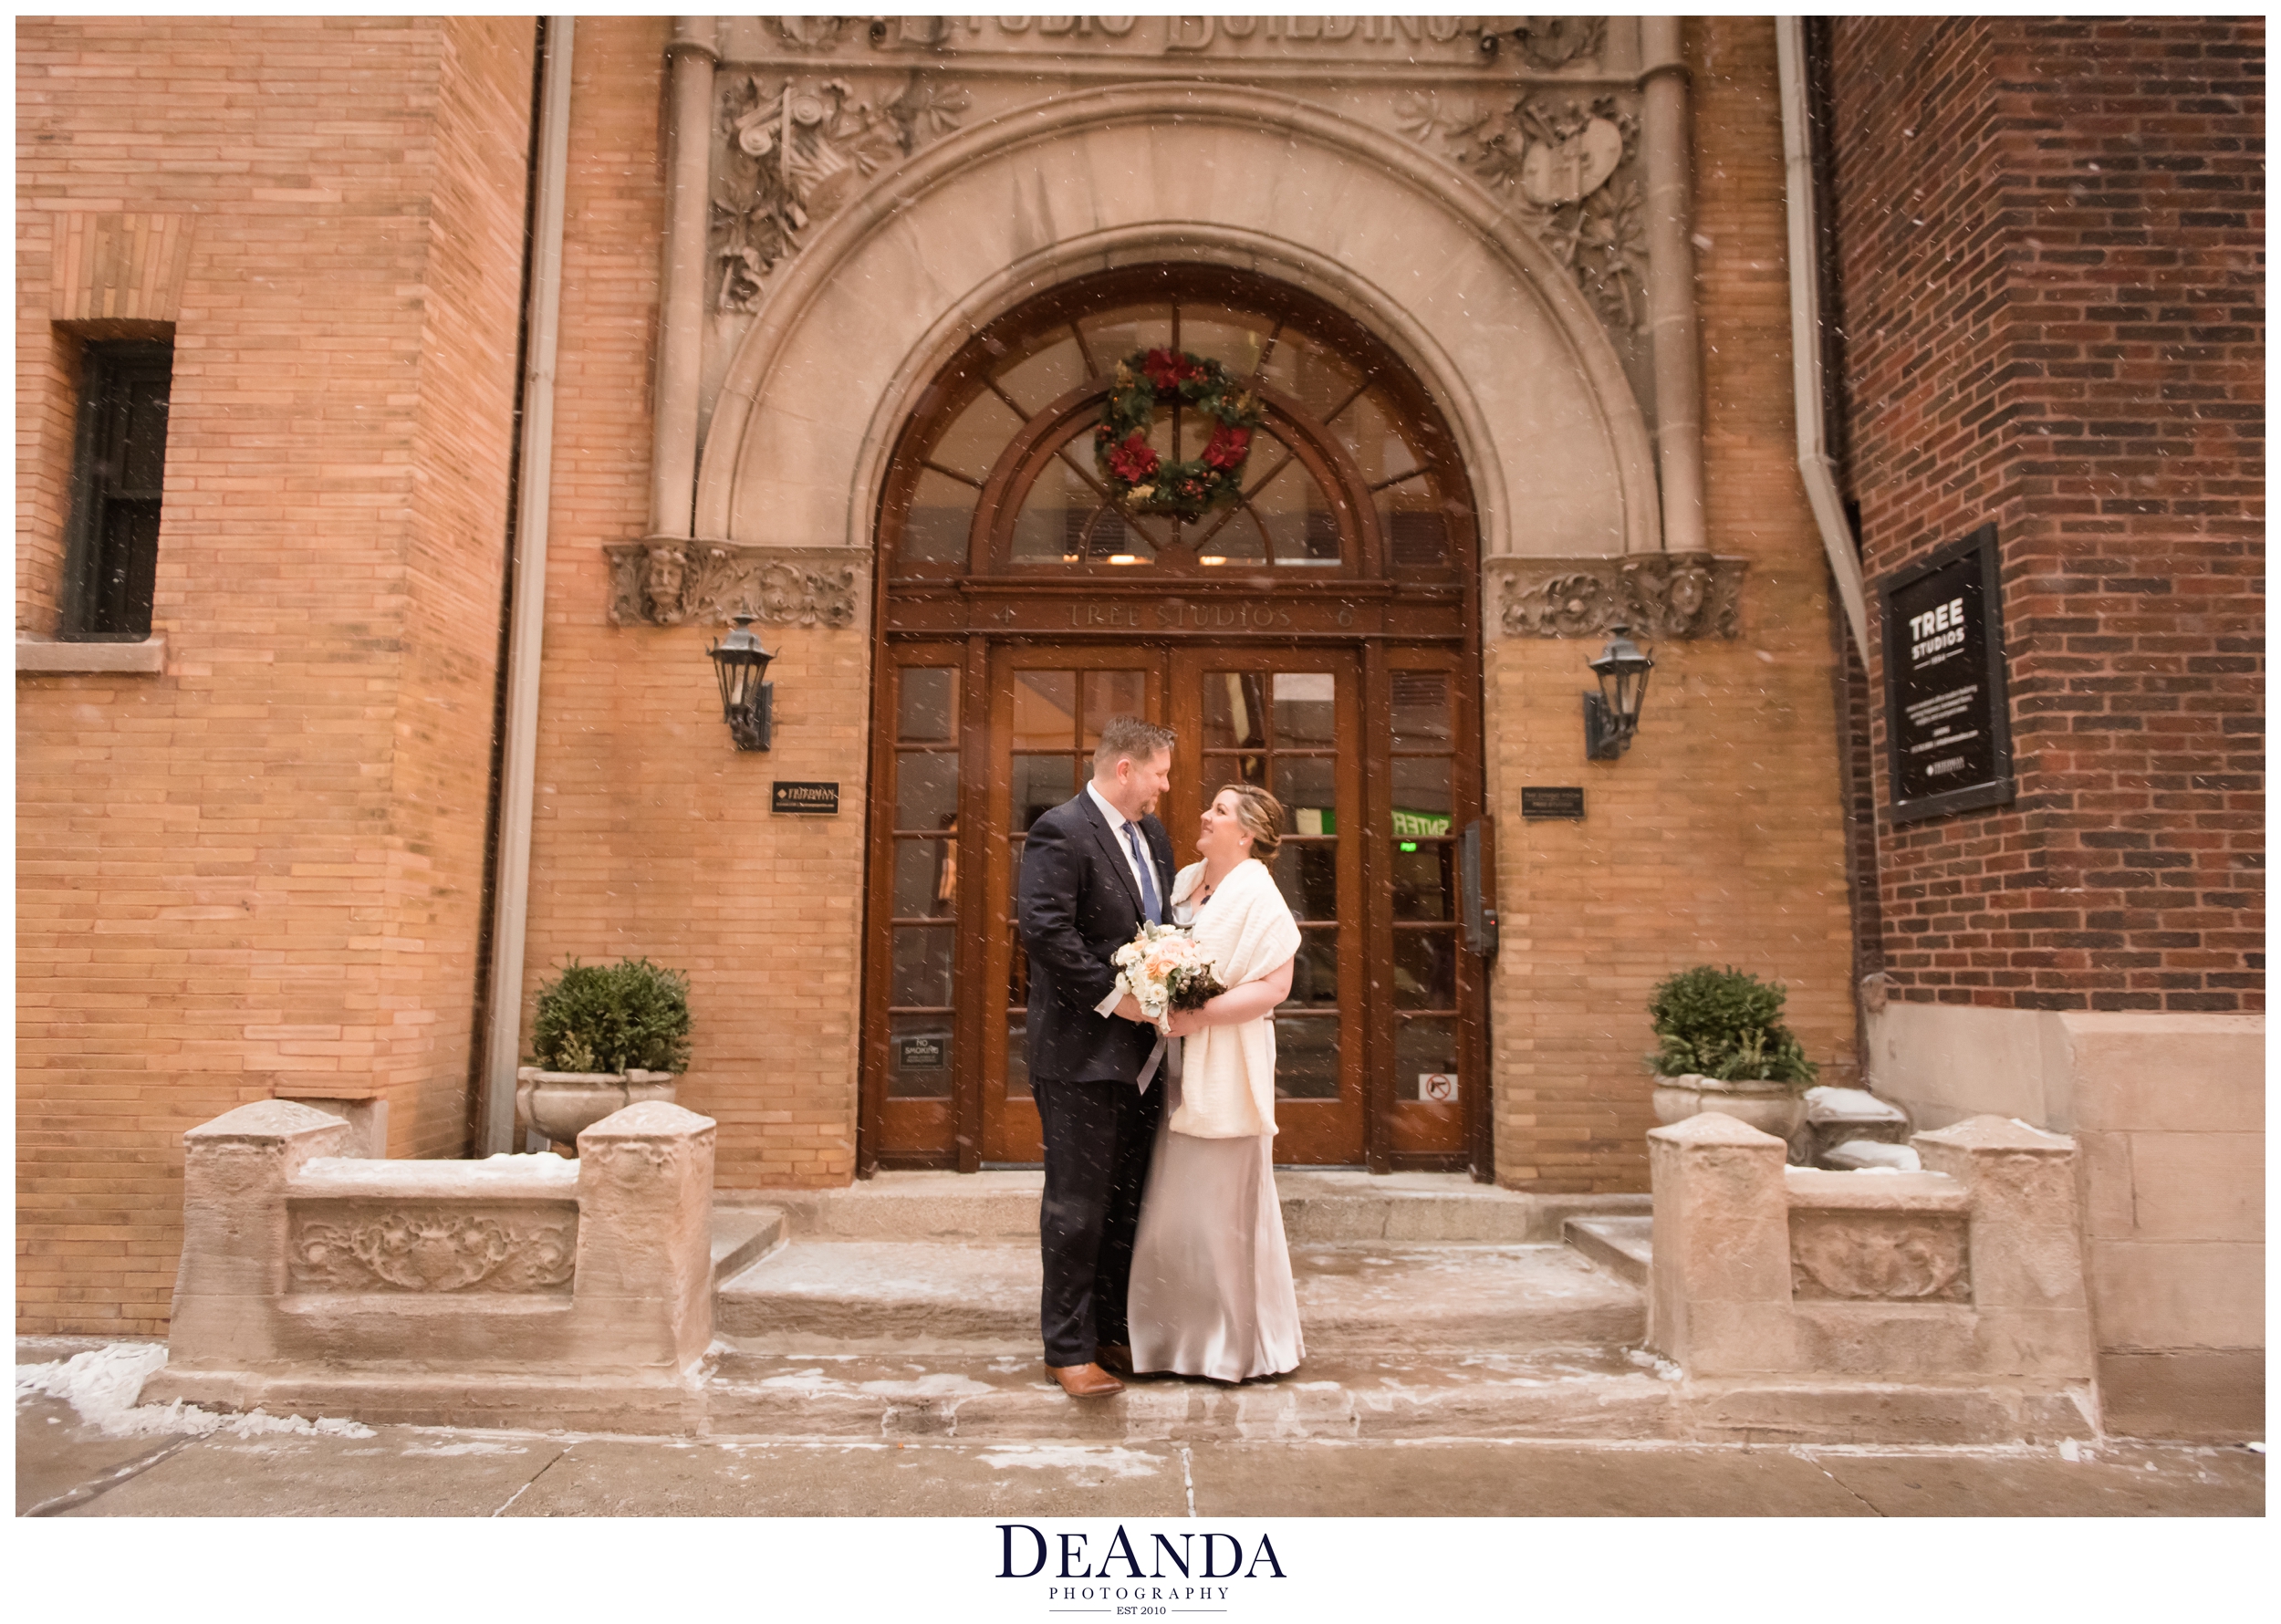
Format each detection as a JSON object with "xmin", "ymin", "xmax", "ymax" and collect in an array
[
  {"xmin": 1776, "ymin": 16, "xmax": 1870, "ymax": 652},
  {"xmin": 476, "ymin": 17, "xmax": 575, "ymax": 1156}
]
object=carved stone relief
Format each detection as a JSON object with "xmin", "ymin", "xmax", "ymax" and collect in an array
[
  {"xmin": 1396, "ymin": 87, "xmax": 1646, "ymax": 333},
  {"xmin": 712, "ymin": 71, "xmax": 970, "ymax": 313},
  {"xmin": 606, "ymin": 542, "xmax": 864, "ymax": 630},
  {"xmin": 1491, "ymin": 554, "xmax": 1745, "ymax": 640},
  {"xmin": 1789, "ymin": 1212, "xmax": 1972, "ymax": 1304},
  {"xmin": 288, "ymin": 1205, "xmax": 578, "ymax": 1295},
  {"xmin": 1511, "ymin": 17, "xmax": 1609, "ymax": 71}
]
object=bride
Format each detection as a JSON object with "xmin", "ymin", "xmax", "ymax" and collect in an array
[{"xmin": 1127, "ymin": 782, "xmax": 1305, "ymax": 1382}]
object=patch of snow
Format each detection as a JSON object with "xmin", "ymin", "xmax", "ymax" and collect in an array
[
  {"xmin": 2058, "ymin": 1438, "xmax": 2081, "ymax": 1462},
  {"xmin": 16, "ymin": 1343, "xmax": 375, "ymax": 1440},
  {"xmin": 1623, "ymin": 1347, "xmax": 1683, "ymax": 1381},
  {"xmin": 856, "ymin": 1373, "xmax": 997, "ymax": 1399},
  {"xmin": 399, "ymin": 1440, "xmax": 530, "ymax": 1457},
  {"xmin": 979, "ymin": 1444, "xmax": 1163, "ymax": 1478},
  {"xmin": 1824, "ymin": 1140, "xmax": 1922, "ymax": 1172}
]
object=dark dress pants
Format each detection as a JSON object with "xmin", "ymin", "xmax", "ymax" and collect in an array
[{"xmin": 1033, "ymin": 1072, "xmax": 1163, "ymax": 1368}]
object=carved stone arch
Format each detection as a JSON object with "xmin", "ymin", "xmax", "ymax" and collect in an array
[{"xmin": 694, "ymin": 81, "xmax": 1663, "ymax": 564}]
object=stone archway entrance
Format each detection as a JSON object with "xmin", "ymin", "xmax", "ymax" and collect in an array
[{"xmin": 859, "ymin": 265, "xmax": 1488, "ymax": 1174}]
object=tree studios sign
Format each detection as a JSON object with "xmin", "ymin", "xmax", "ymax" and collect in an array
[{"xmin": 1880, "ymin": 524, "xmax": 2016, "ymax": 823}]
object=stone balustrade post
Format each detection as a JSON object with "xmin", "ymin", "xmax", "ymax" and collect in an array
[
  {"xmin": 1647, "ymin": 1111, "xmax": 1795, "ymax": 1374},
  {"xmin": 168, "ymin": 1100, "xmax": 352, "ymax": 1372},
  {"xmin": 1913, "ymin": 1114, "xmax": 2097, "ymax": 1380},
  {"xmin": 573, "ymin": 1100, "xmax": 718, "ymax": 1372}
]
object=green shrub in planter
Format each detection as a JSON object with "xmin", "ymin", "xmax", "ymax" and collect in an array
[
  {"xmin": 530, "ymin": 957, "xmax": 692, "ymax": 1076},
  {"xmin": 1647, "ymin": 964, "xmax": 1817, "ymax": 1087}
]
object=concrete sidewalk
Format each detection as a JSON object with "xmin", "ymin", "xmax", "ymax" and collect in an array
[{"xmin": 18, "ymin": 1338, "xmax": 2263, "ymax": 1518}]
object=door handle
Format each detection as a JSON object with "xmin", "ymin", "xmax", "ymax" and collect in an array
[{"xmin": 1462, "ymin": 817, "xmax": 1498, "ymax": 958}]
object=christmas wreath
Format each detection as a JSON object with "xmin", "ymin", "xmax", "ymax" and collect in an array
[{"xmin": 1091, "ymin": 349, "xmax": 1265, "ymax": 522}]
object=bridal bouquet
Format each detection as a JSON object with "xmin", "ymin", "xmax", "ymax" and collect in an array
[{"xmin": 1110, "ymin": 921, "xmax": 1227, "ymax": 1030}]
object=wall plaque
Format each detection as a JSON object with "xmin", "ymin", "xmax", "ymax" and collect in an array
[
  {"xmin": 771, "ymin": 781, "xmax": 840, "ymax": 816},
  {"xmin": 1880, "ymin": 523, "xmax": 2015, "ymax": 823},
  {"xmin": 1521, "ymin": 786, "xmax": 1587, "ymax": 820}
]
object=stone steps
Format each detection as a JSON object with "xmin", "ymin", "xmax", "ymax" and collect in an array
[
  {"xmin": 719, "ymin": 1169, "xmax": 1649, "ymax": 1244},
  {"xmin": 710, "ymin": 1207, "xmax": 784, "ymax": 1286},
  {"xmin": 715, "ymin": 1239, "xmax": 1644, "ymax": 1353},
  {"xmin": 699, "ymin": 1347, "xmax": 1682, "ymax": 1442},
  {"xmin": 1562, "ymin": 1215, "xmax": 1652, "ymax": 1290},
  {"xmin": 700, "ymin": 1170, "xmax": 1671, "ymax": 1442}
]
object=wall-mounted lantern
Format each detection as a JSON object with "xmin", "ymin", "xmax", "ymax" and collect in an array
[
  {"xmin": 1584, "ymin": 622, "xmax": 1654, "ymax": 760},
  {"xmin": 707, "ymin": 613, "xmax": 775, "ymax": 751}
]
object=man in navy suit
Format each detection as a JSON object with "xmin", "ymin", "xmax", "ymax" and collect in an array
[{"xmin": 1016, "ymin": 714, "xmax": 1177, "ymax": 1398}]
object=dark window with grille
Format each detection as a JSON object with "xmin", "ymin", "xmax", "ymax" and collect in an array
[{"xmin": 60, "ymin": 339, "xmax": 173, "ymax": 640}]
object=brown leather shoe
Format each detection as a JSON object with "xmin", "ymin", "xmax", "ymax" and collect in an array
[
  {"xmin": 1049, "ymin": 1361, "xmax": 1125, "ymax": 1399},
  {"xmin": 1095, "ymin": 1343, "xmax": 1133, "ymax": 1375}
]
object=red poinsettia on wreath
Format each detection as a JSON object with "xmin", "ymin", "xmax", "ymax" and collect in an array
[{"xmin": 1092, "ymin": 348, "xmax": 1265, "ymax": 523}]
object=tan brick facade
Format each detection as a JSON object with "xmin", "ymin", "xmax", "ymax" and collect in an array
[
  {"xmin": 19, "ymin": 16, "xmax": 2250, "ymax": 1351},
  {"xmin": 1486, "ymin": 18, "xmax": 1859, "ymax": 1192},
  {"xmin": 16, "ymin": 17, "xmax": 534, "ymax": 1333}
]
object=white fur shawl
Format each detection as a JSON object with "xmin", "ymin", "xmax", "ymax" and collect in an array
[{"xmin": 1167, "ymin": 857, "xmax": 1303, "ymax": 1140}]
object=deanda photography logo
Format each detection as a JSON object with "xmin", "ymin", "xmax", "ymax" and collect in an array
[{"xmin": 997, "ymin": 1522, "xmax": 1286, "ymax": 1608}]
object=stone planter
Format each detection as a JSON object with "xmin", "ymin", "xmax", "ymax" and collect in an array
[
  {"xmin": 1650, "ymin": 1073, "xmax": 1805, "ymax": 1141},
  {"xmin": 516, "ymin": 1067, "xmax": 679, "ymax": 1150}
]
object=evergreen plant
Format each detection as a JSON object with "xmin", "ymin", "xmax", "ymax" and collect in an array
[
  {"xmin": 530, "ymin": 956, "xmax": 693, "ymax": 1075},
  {"xmin": 1646, "ymin": 963, "xmax": 1817, "ymax": 1086}
]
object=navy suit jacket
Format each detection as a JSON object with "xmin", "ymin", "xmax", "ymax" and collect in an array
[{"xmin": 1016, "ymin": 792, "xmax": 1175, "ymax": 1085}]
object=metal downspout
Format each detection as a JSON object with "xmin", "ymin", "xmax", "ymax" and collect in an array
[
  {"xmin": 1776, "ymin": 16, "xmax": 1870, "ymax": 652},
  {"xmin": 476, "ymin": 17, "xmax": 575, "ymax": 1155}
]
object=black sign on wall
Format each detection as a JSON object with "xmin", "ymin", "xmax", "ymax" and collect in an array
[
  {"xmin": 770, "ymin": 781, "xmax": 840, "ymax": 816},
  {"xmin": 1880, "ymin": 523, "xmax": 2015, "ymax": 823}
]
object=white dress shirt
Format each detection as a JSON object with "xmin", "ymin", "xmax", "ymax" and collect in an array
[
  {"xmin": 1085, "ymin": 780, "xmax": 1155, "ymax": 911},
  {"xmin": 1087, "ymin": 779, "xmax": 1160, "ymax": 1021}
]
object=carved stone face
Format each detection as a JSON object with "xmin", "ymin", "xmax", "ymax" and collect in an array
[
  {"xmin": 1669, "ymin": 567, "xmax": 1709, "ymax": 625},
  {"xmin": 645, "ymin": 547, "xmax": 687, "ymax": 624},
  {"xmin": 1546, "ymin": 573, "xmax": 1609, "ymax": 638}
]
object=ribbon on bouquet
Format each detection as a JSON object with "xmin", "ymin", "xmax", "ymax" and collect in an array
[{"xmin": 1135, "ymin": 1031, "xmax": 1167, "ymax": 1094}]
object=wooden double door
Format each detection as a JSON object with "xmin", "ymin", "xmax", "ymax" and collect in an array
[{"xmin": 865, "ymin": 635, "xmax": 1483, "ymax": 1171}]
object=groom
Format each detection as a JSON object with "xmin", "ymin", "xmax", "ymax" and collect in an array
[{"xmin": 1016, "ymin": 714, "xmax": 1177, "ymax": 1399}]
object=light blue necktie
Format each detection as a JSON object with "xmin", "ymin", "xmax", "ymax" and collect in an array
[{"xmin": 1123, "ymin": 821, "xmax": 1162, "ymax": 924}]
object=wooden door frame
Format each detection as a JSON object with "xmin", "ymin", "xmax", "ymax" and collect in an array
[{"xmin": 858, "ymin": 262, "xmax": 1490, "ymax": 1179}]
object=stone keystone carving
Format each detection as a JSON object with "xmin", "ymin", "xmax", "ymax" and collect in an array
[
  {"xmin": 713, "ymin": 71, "xmax": 971, "ymax": 313},
  {"xmin": 1492, "ymin": 554, "xmax": 1746, "ymax": 640},
  {"xmin": 1395, "ymin": 88, "xmax": 1646, "ymax": 332},
  {"xmin": 606, "ymin": 542, "xmax": 864, "ymax": 630},
  {"xmin": 290, "ymin": 1208, "xmax": 578, "ymax": 1294},
  {"xmin": 1789, "ymin": 1212, "xmax": 1973, "ymax": 1303}
]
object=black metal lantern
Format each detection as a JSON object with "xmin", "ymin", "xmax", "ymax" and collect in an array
[
  {"xmin": 707, "ymin": 613, "xmax": 775, "ymax": 751},
  {"xmin": 1584, "ymin": 622, "xmax": 1654, "ymax": 760}
]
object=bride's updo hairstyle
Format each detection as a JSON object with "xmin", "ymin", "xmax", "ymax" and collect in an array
[{"xmin": 1216, "ymin": 783, "xmax": 1285, "ymax": 859}]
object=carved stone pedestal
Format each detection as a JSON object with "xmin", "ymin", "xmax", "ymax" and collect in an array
[
  {"xmin": 146, "ymin": 1098, "xmax": 718, "ymax": 1431},
  {"xmin": 1646, "ymin": 1110, "xmax": 2099, "ymax": 1442}
]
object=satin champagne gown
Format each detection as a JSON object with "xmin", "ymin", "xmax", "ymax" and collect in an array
[{"xmin": 1125, "ymin": 893, "xmax": 1305, "ymax": 1382}]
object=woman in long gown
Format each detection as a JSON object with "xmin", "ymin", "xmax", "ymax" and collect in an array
[{"xmin": 1127, "ymin": 783, "xmax": 1306, "ymax": 1382}]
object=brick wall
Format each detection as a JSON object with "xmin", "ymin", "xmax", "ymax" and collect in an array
[
  {"xmin": 517, "ymin": 17, "xmax": 867, "ymax": 1190},
  {"xmin": 16, "ymin": 16, "xmax": 534, "ymax": 1334},
  {"xmin": 1487, "ymin": 17, "xmax": 1859, "ymax": 1192},
  {"xmin": 1830, "ymin": 16, "xmax": 2265, "ymax": 1014}
]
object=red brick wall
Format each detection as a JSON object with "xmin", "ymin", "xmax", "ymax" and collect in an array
[
  {"xmin": 1830, "ymin": 16, "xmax": 2265, "ymax": 1014},
  {"xmin": 16, "ymin": 16, "xmax": 534, "ymax": 1334}
]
